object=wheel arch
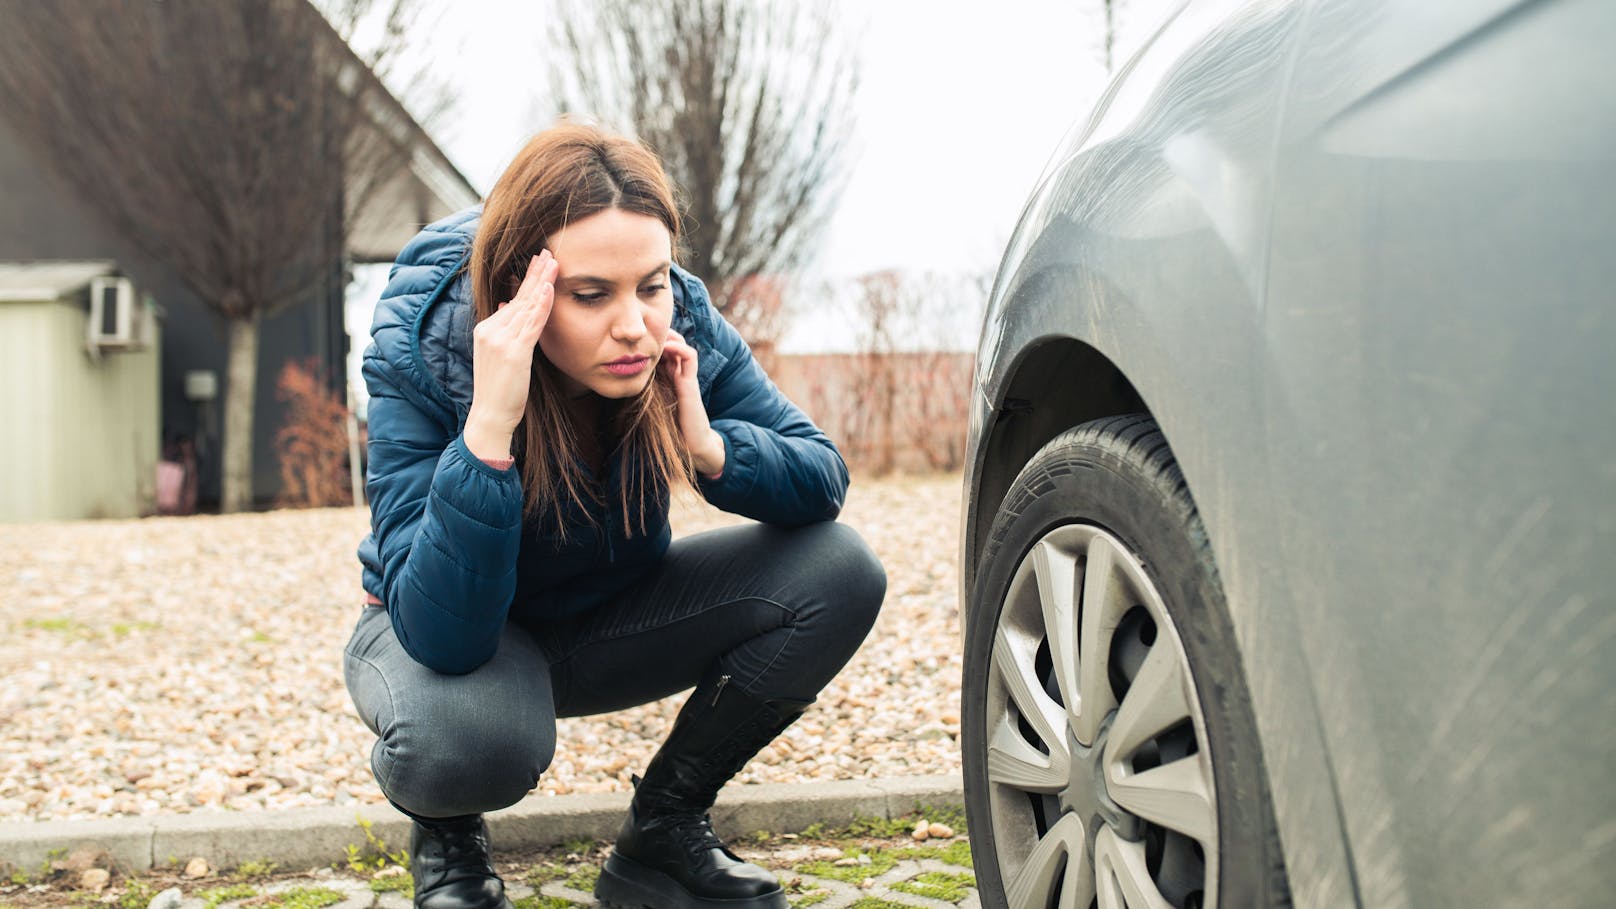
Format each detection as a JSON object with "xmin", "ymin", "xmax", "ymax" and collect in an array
[
  {"xmin": 962, "ymin": 325, "xmax": 1360, "ymax": 909},
  {"xmin": 964, "ymin": 334, "xmax": 1152, "ymax": 609}
]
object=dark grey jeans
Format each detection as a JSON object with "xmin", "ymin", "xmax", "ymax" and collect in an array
[{"xmin": 342, "ymin": 521, "xmax": 886, "ymax": 820}]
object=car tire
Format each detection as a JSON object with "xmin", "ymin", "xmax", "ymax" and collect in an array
[{"xmin": 963, "ymin": 414, "xmax": 1290, "ymax": 908}]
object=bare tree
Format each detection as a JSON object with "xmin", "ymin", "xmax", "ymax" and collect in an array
[
  {"xmin": 547, "ymin": 0, "xmax": 860, "ymax": 347},
  {"xmin": 0, "ymin": 0, "xmax": 436, "ymax": 512}
]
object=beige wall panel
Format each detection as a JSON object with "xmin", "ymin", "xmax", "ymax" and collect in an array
[
  {"xmin": 0, "ymin": 300, "xmax": 159, "ymax": 522},
  {"xmin": 0, "ymin": 303, "xmax": 62, "ymax": 521}
]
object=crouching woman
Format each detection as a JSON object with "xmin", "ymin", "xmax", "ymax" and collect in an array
[{"xmin": 342, "ymin": 122, "xmax": 886, "ymax": 909}]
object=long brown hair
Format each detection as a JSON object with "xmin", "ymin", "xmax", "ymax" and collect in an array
[{"xmin": 469, "ymin": 122, "xmax": 692, "ymax": 537}]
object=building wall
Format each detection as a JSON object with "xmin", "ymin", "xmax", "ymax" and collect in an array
[
  {"xmin": 0, "ymin": 115, "xmax": 349, "ymax": 509},
  {"xmin": 0, "ymin": 300, "xmax": 160, "ymax": 521}
]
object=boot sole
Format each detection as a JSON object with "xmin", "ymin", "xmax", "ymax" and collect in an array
[
  {"xmin": 412, "ymin": 895, "xmax": 513, "ymax": 909},
  {"xmin": 594, "ymin": 852, "xmax": 788, "ymax": 909}
]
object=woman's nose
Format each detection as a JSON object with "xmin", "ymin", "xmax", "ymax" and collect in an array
[{"xmin": 610, "ymin": 300, "xmax": 647, "ymax": 341}]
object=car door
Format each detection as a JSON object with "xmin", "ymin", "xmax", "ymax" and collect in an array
[{"xmin": 1260, "ymin": 0, "xmax": 1616, "ymax": 905}]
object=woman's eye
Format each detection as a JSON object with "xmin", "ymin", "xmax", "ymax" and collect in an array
[
  {"xmin": 639, "ymin": 283, "xmax": 667, "ymax": 296},
  {"xmin": 572, "ymin": 292, "xmax": 606, "ymax": 304}
]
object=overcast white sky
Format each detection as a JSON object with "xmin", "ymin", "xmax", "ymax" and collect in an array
[
  {"xmin": 347, "ymin": 0, "xmax": 1174, "ymax": 369},
  {"xmin": 412, "ymin": 0, "xmax": 1175, "ymax": 277}
]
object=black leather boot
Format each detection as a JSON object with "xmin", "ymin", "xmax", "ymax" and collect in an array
[
  {"xmin": 596, "ymin": 674, "xmax": 810, "ymax": 909},
  {"xmin": 409, "ymin": 814, "xmax": 513, "ymax": 909}
]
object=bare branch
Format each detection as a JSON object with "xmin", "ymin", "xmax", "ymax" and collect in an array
[
  {"xmin": 545, "ymin": 0, "xmax": 860, "ymax": 348},
  {"xmin": 0, "ymin": 0, "xmax": 447, "ymax": 509}
]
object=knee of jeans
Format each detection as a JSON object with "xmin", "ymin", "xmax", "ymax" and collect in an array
[
  {"xmin": 375, "ymin": 717, "xmax": 555, "ymax": 818},
  {"xmin": 816, "ymin": 522, "xmax": 887, "ymax": 634}
]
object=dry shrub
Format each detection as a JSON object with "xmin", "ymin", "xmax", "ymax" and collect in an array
[
  {"xmin": 274, "ymin": 358, "xmax": 353, "ymax": 508},
  {"xmin": 776, "ymin": 270, "xmax": 977, "ymax": 477},
  {"xmin": 847, "ymin": 272, "xmax": 901, "ymax": 474},
  {"xmin": 780, "ymin": 350, "xmax": 972, "ymax": 477},
  {"xmin": 718, "ymin": 274, "xmax": 790, "ymax": 374},
  {"xmin": 901, "ymin": 349, "xmax": 974, "ymax": 470}
]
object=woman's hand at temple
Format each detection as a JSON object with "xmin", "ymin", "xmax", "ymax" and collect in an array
[
  {"xmin": 660, "ymin": 330, "xmax": 726, "ymax": 478},
  {"xmin": 465, "ymin": 250, "xmax": 560, "ymax": 461}
]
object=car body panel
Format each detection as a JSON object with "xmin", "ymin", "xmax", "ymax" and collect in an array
[
  {"xmin": 963, "ymin": 0, "xmax": 1616, "ymax": 904},
  {"xmin": 1260, "ymin": 0, "xmax": 1616, "ymax": 904},
  {"xmin": 964, "ymin": 0, "xmax": 1360, "ymax": 898}
]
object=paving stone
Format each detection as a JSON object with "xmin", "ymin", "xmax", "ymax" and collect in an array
[
  {"xmin": 253, "ymin": 877, "xmax": 374, "ymax": 909},
  {"xmin": 867, "ymin": 887, "xmax": 958, "ymax": 909},
  {"xmin": 537, "ymin": 881, "xmax": 597, "ymax": 904}
]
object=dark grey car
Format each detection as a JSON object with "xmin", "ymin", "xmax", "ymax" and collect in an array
[{"xmin": 958, "ymin": 0, "xmax": 1616, "ymax": 906}]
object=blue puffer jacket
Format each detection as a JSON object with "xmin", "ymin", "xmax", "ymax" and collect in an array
[{"xmin": 355, "ymin": 207, "xmax": 849, "ymax": 674}]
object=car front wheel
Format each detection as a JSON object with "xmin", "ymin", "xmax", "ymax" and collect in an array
[{"xmin": 962, "ymin": 415, "xmax": 1289, "ymax": 908}]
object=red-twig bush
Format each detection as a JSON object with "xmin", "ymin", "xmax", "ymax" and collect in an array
[
  {"xmin": 778, "ymin": 350, "xmax": 972, "ymax": 476},
  {"xmin": 274, "ymin": 358, "xmax": 354, "ymax": 508},
  {"xmin": 774, "ymin": 271, "xmax": 977, "ymax": 476},
  {"xmin": 717, "ymin": 274, "xmax": 790, "ymax": 374}
]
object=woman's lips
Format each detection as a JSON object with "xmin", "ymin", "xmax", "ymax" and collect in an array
[{"xmin": 603, "ymin": 356, "xmax": 650, "ymax": 376}]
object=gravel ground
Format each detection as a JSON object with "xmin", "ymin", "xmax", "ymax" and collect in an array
[{"xmin": 0, "ymin": 474, "xmax": 964, "ymax": 823}]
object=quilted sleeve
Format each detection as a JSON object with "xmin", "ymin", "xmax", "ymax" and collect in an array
[
  {"xmin": 363, "ymin": 356, "xmax": 524, "ymax": 674},
  {"xmin": 693, "ymin": 305, "xmax": 849, "ymax": 525}
]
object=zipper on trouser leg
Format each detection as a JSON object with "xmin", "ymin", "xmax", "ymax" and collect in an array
[{"xmin": 711, "ymin": 673, "xmax": 731, "ymax": 705}]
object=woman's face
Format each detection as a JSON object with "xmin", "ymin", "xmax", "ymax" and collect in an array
[{"xmin": 539, "ymin": 208, "xmax": 675, "ymax": 399}]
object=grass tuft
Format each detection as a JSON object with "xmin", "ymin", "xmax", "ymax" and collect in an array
[
  {"xmin": 230, "ymin": 860, "xmax": 278, "ymax": 881},
  {"xmin": 522, "ymin": 863, "xmax": 569, "ymax": 886},
  {"xmin": 198, "ymin": 883, "xmax": 260, "ymax": 907},
  {"xmin": 368, "ymin": 874, "xmax": 412, "ymax": 896},
  {"xmin": 795, "ymin": 849, "xmax": 897, "ymax": 883},
  {"xmin": 116, "ymin": 880, "xmax": 157, "ymax": 909},
  {"xmin": 561, "ymin": 864, "xmax": 599, "ymax": 891},
  {"xmin": 511, "ymin": 896, "xmax": 578, "ymax": 909},
  {"xmin": 558, "ymin": 836, "xmax": 597, "ymax": 856},
  {"xmin": 250, "ymin": 886, "xmax": 344, "ymax": 909},
  {"xmin": 891, "ymin": 870, "xmax": 976, "ymax": 901},
  {"xmin": 795, "ymin": 805, "xmax": 968, "ymax": 841},
  {"xmin": 892, "ymin": 838, "xmax": 973, "ymax": 868}
]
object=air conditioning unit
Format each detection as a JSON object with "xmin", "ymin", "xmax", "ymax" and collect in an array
[{"xmin": 87, "ymin": 275, "xmax": 152, "ymax": 350}]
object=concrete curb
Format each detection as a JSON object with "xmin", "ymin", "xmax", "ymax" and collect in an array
[{"xmin": 0, "ymin": 774, "xmax": 963, "ymax": 875}]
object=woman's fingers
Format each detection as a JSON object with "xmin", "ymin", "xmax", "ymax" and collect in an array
[
  {"xmin": 482, "ymin": 252, "xmax": 557, "ymax": 345},
  {"xmin": 660, "ymin": 335, "xmax": 701, "ymax": 387},
  {"xmin": 487, "ymin": 251, "xmax": 554, "ymax": 326},
  {"xmin": 662, "ymin": 331, "xmax": 694, "ymax": 354},
  {"xmin": 511, "ymin": 252, "xmax": 550, "ymax": 304},
  {"xmin": 517, "ymin": 255, "xmax": 558, "ymax": 342}
]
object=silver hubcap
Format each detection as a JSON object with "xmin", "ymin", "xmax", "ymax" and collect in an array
[{"xmin": 986, "ymin": 525, "xmax": 1218, "ymax": 908}]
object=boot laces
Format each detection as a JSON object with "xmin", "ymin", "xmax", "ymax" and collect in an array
[
  {"xmin": 428, "ymin": 823, "xmax": 495, "ymax": 875},
  {"xmin": 666, "ymin": 812, "xmax": 727, "ymax": 859}
]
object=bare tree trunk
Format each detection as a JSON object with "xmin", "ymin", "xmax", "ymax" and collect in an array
[{"xmin": 222, "ymin": 314, "xmax": 260, "ymax": 513}]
